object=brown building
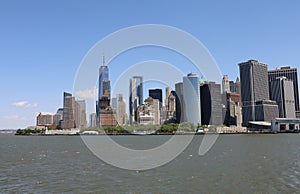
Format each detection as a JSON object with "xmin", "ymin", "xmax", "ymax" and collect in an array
[
  {"xmin": 99, "ymin": 91, "xmax": 117, "ymax": 127},
  {"xmin": 227, "ymin": 92, "xmax": 240, "ymax": 103},
  {"xmin": 61, "ymin": 92, "xmax": 76, "ymax": 129}
]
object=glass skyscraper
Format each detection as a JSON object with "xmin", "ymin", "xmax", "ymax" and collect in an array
[
  {"xmin": 96, "ymin": 57, "xmax": 111, "ymax": 127},
  {"xmin": 183, "ymin": 73, "xmax": 201, "ymax": 125},
  {"xmin": 129, "ymin": 76, "xmax": 143, "ymax": 125},
  {"xmin": 98, "ymin": 64, "xmax": 110, "ymax": 100}
]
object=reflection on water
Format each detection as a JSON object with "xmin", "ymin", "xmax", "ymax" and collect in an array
[{"xmin": 0, "ymin": 134, "xmax": 299, "ymax": 193}]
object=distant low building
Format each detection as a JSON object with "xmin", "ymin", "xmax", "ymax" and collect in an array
[
  {"xmin": 271, "ymin": 118, "xmax": 300, "ymax": 132},
  {"xmin": 36, "ymin": 112, "xmax": 53, "ymax": 126}
]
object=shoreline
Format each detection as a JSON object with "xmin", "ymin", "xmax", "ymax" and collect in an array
[{"xmin": 13, "ymin": 131, "xmax": 300, "ymax": 136}]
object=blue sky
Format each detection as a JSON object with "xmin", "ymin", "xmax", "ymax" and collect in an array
[{"xmin": 0, "ymin": 0, "xmax": 299, "ymax": 129}]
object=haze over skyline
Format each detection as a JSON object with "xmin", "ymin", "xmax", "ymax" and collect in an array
[{"xmin": 1, "ymin": 0, "xmax": 300, "ymax": 129}]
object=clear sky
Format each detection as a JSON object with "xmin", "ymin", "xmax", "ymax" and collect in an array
[{"xmin": 0, "ymin": 0, "xmax": 299, "ymax": 129}]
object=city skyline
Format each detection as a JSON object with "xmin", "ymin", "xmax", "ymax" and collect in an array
[{"xmin": 1, "ymin": 1, "xmax": 300, "ymax": 129}]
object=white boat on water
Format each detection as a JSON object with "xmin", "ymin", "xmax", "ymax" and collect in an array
[{"xmin": 81, "ymin": 131, "xmax": 99, "ymax": 135}]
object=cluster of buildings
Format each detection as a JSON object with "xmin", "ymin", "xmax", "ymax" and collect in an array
[
  {"xmin": 36, "ymin": 92, "xmax": 87, "ymax": 130},
  {"xmin": 91, "ymin": 60, "xmax": 235, "ymax": 129},
  {"xmin": 34, "ymin": 57, "xmax": 300, "ymax": 133},
  {"xmin": 239, "ymin": 60, "xmax": 300, "ymax": 131}
]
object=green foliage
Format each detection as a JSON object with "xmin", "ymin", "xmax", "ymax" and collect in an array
[
  {"xmin": 81, "ymin": 122, "xmax": 199, "ymax": 135},
  {"xmin": 104, "ymin": 126, "xmax": 130, "ymax": 134},
  {"xmin": 16, "ymin": 128, "xmax": 42, "ymax": 135}
]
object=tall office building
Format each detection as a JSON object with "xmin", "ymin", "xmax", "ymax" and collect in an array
[
  {"xmin": 149, "ymin": 89, "xmax": 163, "ymax": 108},
  {"xmin": 183, "ymin": 73, "xmax": 201, "ymax": 125},
  {"xmin": 89, "ymin": 113, "xmax": 97, "ymax": 128},
  {"xmin": 270, "ymin": 77, "xmax": 295, "ymax": 118},
  {"xmin": 98, "ymin": 56, "xmax": 110, "ymax": 100},
  {"xmin": 75, "ymin": 99, "xmax": 87, "ymax": 129},
  {"xmin": 129, "ymin": 76, "xmax": 143, "ymax": 125},
  {"xmin": 200, "ymin": 81, "xmax": 223, "ymax": 126},
  {"xmin": 268, "ymin": 66, "xmax": 299, "ymax": 117},
  {"xmin": 239, "ymin": 60, "xmax": 278, "ymax": 125},
  {"xmin": 175, "ymin": 82, "xmax": 184, "ymax": 123},
  {"xmin": 97, "ymin": 56, "xmax": 111, "ymax": 126},
  {"xmin": 116, "ymin": 94, "xmax": 127, "ymax": 125},
  {"xmin": 165, "ymin": 87, "xmax": 170, "ymax": 109},
  {"xmin": 61, "ymin": 92, "xmax": 75, "ymax": 129}
]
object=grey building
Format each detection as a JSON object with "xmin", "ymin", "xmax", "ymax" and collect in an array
[
  {"xmin": 175, "ymin": 82, "xmax": 184, "ymax": 123},
  {"xmin": 254, "ymin": 100, "xmax": 279, "ymax": 122},
  {"xmin": 239, "ymin": 60, "xmax": 278, "ymax": 126},
  {"xmin": 129, "ymin": 76, "xmax": 143, "ymax": 125},
  {"xmin": 116, "ymin": 94, "xmax": 127, "ymax": 125},
  {"xmin": 200, "ymin": 82, "xmax": 223, "ymax": 126},
  {"xmin": 75, "ymin": 99, "xmax": 87, "ymax": 129},
  {"xmin": 183, "ymin": 73, "xmax": 201, "ymax": 125},
  {"xmin": 89, "ymin": 113, "xmax": 97, "ymax": 128},
  {"xmin": 268, "ymin": 66, "xmax": 299, "ymax": 117},
  {"xmin": 270, "ymin": 77, "xmax": 295, "ymax": 118},
  {"xmin": 111, "ymin": 97, "xmax": 117, "ymax": 110}
]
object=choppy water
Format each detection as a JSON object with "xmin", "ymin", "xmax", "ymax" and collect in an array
[{"xmin": 1, "ymin": 134, "xmax": 300, "ymax": 193}]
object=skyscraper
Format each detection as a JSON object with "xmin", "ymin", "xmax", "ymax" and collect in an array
[
  {"xmin": 183, "ymin": 73, "xmax": 201, "ymax": 125},
  {"xmin": 116, "ymin": 94, "xmax": 127, "ymax": 125},
  {"xmin": 175, "ymin": 82, "xmax": 184, "ymax": 123},
  {"xmin": 270, "ymin": 77, "xmax": 295, "ymax": 118},
  {"xmin": 98, "ymin": 56, "xmax": 110, "ymax": 100},
  {"xmin": 239, "ymin": 60, "xmax": 278, "ymax": 125},
  {"xmin": 129, "ymin": 76, "xmax": 143, "ymax": 125},
  {"xmin": 61, "ymin": 92, "xmax": 75, "ymax": 129},
  {"xmin": 149, "ymin": 89, "xmax": 162, "ymax": 108},
  {"xmin": 200, "ymin": 81, "xmax": 223, "ymax": 126},
  {"xmin": 165, "ymin": 87, "xmax": 170, "ymax": 109},
  {"xmin": 75, "ymin": 99, "xmax": 87, "ymax": 129},
  {"xmin": 268, "ymin": 66, "xmax": 299, "ymax": 117},
  {"xmin": 89, "ymin": 113, "xmax": 97, "ymax": 128},
  {"xmin": 97, "ymin": 56, "xmax": 111, "ymax": 127}
]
